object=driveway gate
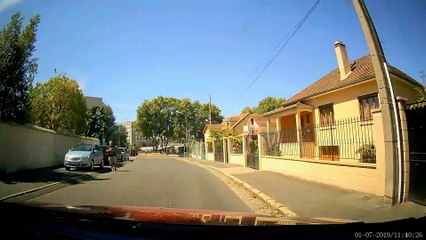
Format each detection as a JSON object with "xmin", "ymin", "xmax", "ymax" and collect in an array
[
  {"xmin": 406, "ymin": 101, "xmax": 426, "ymax": 205},
  {"xmin": 246, "ymin": 134, "xmax": 259, "ymax": 169},
  {"xmin": 214, "ymin": 140, "xmax": 224, "ymax": 162}
]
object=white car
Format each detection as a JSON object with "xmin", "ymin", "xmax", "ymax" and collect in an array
[{"xmin": 64, "ymin": 143, "xmax": 104, "ymax": 171}]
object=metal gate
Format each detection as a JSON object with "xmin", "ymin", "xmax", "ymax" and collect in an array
[
  {"xmin": 214, "ymin": 140, "xmax": 224, "ymax": 162},
  {"xmin": 246, "ymin": 135, "xmax": 259, "ymax": 169},
  {"xmin": 406, "ymin": 101, "xmax": 426, "ymax": 205}
]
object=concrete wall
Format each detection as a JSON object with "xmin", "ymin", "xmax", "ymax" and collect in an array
[
  {"xmin": 261, "ymin": 156, "xmax": 379, "ymax": 195},
  {"xmin": 229, "ymin": 154, "xmax": 245, "ymax": 166},
  {"xmin": 0, "ymin": 122, "xmax": 99, "ymax": 174}
]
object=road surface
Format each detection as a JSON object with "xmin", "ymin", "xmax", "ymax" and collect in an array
[{"xmin": 29, "ymin": 156, "xmax": 252, "ymax": 213}]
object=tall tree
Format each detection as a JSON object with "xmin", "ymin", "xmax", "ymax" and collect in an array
[
  {"xmin": 105, "ymin": 124, "xmax": 128, "ymax": 147},
  {"xmin": 255, "ymin": 96, "xmax": 286, "ymax": 114},
  {"xmin": 86, "ymin": 105, "xmax": 115, "ymax": 142},
  {"xmin": 135, "ymin": 96, "xmax": 224, "ymax": 147},
  {"xmin": 241, "ymin": 106, "xmax": 253, "ymax": 114},
  {"xmin": 241, "ymin": 96, "xmax": 286, "ymax": 114},
  {"xmin": 0, "ymin": 12, "xmax": 40, "ymax": 123},
  {"xmin": 31, "ymin": 74, "xmax": 87, "ymax": 135}
]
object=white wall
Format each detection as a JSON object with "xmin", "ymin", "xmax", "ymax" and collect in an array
[
  {"xmin": 261, "ymin": 156, "xmax": 379, "ymax": 195},
  {"xmin": 0, "ymin": 122, "xmax": 99, "ymax": 174}
]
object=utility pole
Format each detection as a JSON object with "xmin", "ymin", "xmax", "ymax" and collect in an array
[
  {"xmin": 353, "ymin": 0, "xmax": 402, "ymax": 205},
  {"xmin": 209, "ymin": 94, "xmax": 212, "ymax": 124}
]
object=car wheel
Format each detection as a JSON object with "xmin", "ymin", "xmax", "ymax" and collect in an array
[
  {"xmin": 65, "ymin": 167, "xmax": 70, "ymax": 171},
  {"xmin": 99, "ymin": 159, "xmax": 104, "ymax": 169},
  {"xmin": 89, "ymin": 160, "xmax": 94, "ymax": 171}
]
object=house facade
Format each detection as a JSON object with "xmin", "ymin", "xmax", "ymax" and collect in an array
[{"xmin": 260, "ymin": 41, "xmax": 422, "ymax": 199}]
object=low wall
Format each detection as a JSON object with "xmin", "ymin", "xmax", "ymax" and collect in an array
[
  {"xmin": 0, "ymin": 122, "xmax": 99, "ymax": 174},
  {"xmin": 206, "ymin": 152, "xmax": 214, "ymax": 161},
  {"xmin": 229, "ymin": 154, "xmax": 245, "ymax": 166},
  {"xmin": 261, "ymin": 156, "xmax": 379, "ymax": 195}
]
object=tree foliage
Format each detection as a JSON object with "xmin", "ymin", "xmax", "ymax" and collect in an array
[
  {"xmin": 31, "ymin": 74, "xmax": 87, "ymax": 135},
  {"xmin": 105, "ymin": 124, "xmax": 128, "ymax": 147},
  {"xmin": 136, "ymin": 96, "xmax": 224, "ymax": 147},
  {"xmin": 86, "ymin": 105, "xmax": 115, "ymax": 142},
  {"xmin": 241, "ymin": 96, "xmax": 286, "ymax": 114},
  {"xmin": 241, "ymin": 106, "xmax": 253, "ymax": 114},
  {"xmin": 0, "ymin": 12, "xmax": 40, "ymax": 123}
]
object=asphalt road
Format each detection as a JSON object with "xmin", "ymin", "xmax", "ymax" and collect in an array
[{"xmin": 29, "ymin": 156, "xmax": 252, "ymax": 213}]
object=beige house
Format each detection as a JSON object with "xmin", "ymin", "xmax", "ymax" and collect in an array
[
  {"xmin": 259, "ymin": 41, "xmax": 422, "ymax": 198},
  {"xmin": 202, "ymin": 113, "xmax": 250, "ymax": 162}
]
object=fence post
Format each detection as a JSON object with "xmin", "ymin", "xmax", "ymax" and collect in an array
[
  {"xmin": 396, "ymin": 97, "xmax": 410, "ymax": 202},
  {"xmin": 257, "ymin": 134, "xmax": 262, "ymax": 170},
  {"xmin": 242, "ymin": 136, "xmax": 247, "ymax": 167},
  {"xmin": 372, "ymin": 109, "xmax": 386, "ymax": 197}
]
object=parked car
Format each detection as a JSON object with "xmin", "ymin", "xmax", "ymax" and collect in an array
[
  {"xmin": 117, "ymin": 147, "xmax": 129, "ymax": 161},
  {"xmin": 64, "ymin": 143, "xmax": 104, "ymax": 171}
]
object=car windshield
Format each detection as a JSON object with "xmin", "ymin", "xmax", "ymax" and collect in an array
[
  {"xmin": 1, "ymin": 0, "xmax": 425, "ymax": 230},
  {"xmin": 71, "ymin": 144, "xmax": 92, "ymax": 152}
]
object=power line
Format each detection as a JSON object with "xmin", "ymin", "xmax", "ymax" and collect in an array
[{"xmin": 231, "ymin": 0, "xmax": 321, "ymax": 110}]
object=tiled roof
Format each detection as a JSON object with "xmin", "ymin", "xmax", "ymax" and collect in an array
[
  {"xmin": 282, "ymin": 55, "xmax": 422, "ymax": 107},
  {"xmin": 221, "ymin": 113, "xmax": 250, "ymax": 130},
  {"xmin": 202, "ymin": 124, "xmax": 223, "ymax": 134}
]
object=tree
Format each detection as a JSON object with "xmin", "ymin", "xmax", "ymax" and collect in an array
[
  {"xmin": 241, "ymin": 96, "xmax": 286, "ymax": 114},
  {"xmin": 31, "ymin": 74, "xmax": 87, "ymax": 135},
  {"xmin": 136, "ymin": 96, "xmax": 224, "ymax": 149},
  {"xmin": 0, "ymin": 12, "xmax": 40, "ymax": 123},
  {"xmin": 254, "ymin": 96, "xmax": 286, "ymax": 114},
  {"xmin": 241, "ymin": 106, "xmax": 253, "ymax": 114},
  {"xmin": 86, "ymin": 105, "xmax": 115, "ymax": 142},
  {"xmin": 136, "ymin": 96, "xmax": 179, "ymax": 150},
  {"xmin": 105, "ymin": 124, "xmax": 128, "ymax": 147}
]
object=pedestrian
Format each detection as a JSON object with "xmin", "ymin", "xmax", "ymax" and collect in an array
[{"xmin": 106, "ymin": 141, "xmax": 117, "ymax": 171}]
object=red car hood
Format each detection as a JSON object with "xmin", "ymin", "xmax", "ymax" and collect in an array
[{"xmin": 22, "ymin": 202, "xmax": 303, "ymax": 226}]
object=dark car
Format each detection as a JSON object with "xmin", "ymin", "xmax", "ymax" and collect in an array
[{"xmin": 100, "ymin": 145, "xmax": 109, "ymax": 166}]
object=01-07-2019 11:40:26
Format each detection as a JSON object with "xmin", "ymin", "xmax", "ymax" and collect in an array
[{"xmin": 354, "ymin": 232, "xmax": 423, "ymax": 238}]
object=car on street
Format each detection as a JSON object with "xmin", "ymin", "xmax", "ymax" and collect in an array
[
  {"xmin": 64, "ymin": 143, "xmax": 104, "ymax": 171},
  {"xmin": 117, "ymin": 147, "xmax": 129, "ymax": 161}
]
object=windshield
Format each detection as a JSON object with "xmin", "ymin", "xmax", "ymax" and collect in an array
[
  {"xmin": 0, "ymin": 0, "xmax": 425, "ymax": 229},
  {"xmin": 71, "ymin": 144, "xmax": 93, "ymax": 152}
]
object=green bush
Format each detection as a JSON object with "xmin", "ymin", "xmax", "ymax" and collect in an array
[{"xmin": 356, "ymin": 144, "xmax": 376, "ymax": 163}]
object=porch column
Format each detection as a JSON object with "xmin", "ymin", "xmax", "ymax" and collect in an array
[
  {"xmin": 266, "ymin": 120, "xmax": 270, "ymax": 143},
  {"xmin": 295, "ymin": 110, "xmax": 302, "ymax": 158},
  {"xmin": 396, "ymin": 97, "xmax": 410, "ymax": 202},
  {"xmin": 242, "ymin": 136, "xmax": 247, "ymax": 167},
  {"xmin": 257, "ymin": 134, "xmax": 262, "ymax": 170},
  {"xmin": 276, "ymin": 118, "xmax": 281, "ymax": 133},
  {"xmin": 223, "ymin": 139, "xmax": 227, "ymax": 163}
]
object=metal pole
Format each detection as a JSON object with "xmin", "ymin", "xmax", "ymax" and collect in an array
[
  {"xmin": 353, "ymin": 0, "xmax": 402, "ymax": 205},
  {"xmin": 209, "ymin": 94, "xmax": 212, "ymax": 124}
]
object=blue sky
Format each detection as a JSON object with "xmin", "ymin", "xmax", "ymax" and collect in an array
[{"xmin": 1, "ymin": 0, "xmax": 425, "ymax": 123}]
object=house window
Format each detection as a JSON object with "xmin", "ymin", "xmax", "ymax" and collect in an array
[
  {"xmin": 319, "ymin": 104, "xmax": 334, "ymax": 127},
  {"xmin": 359, "ymin": 94, "xmax": 380, "ymax": 121}
]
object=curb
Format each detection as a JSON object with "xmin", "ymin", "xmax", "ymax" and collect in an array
[
  {"xmin": 0, "ymin": 182, "xmax": 61, "ymax": 202},
  {"xmin": 179, "ymin": 158, "xmax": 298, "ymax": 218}
]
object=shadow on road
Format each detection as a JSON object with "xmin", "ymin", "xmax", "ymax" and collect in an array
[{"xmin": 0, "ymin": 166, "xmax": 112, "ymax": 185}]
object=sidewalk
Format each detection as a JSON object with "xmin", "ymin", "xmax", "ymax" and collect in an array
[{"xmin": 185, "ymin": 157, "xmax": 426, "ymax": 223}]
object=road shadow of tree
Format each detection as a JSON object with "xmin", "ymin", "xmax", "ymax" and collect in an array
[{"xmin": 0, "ymin": 166, "xmax": 112, "ymax": 185}]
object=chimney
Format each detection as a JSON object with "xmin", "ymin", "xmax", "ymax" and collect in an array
[{"xmin": 334, "ymin": 41, "xmax": 351, "ymax": 80}]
